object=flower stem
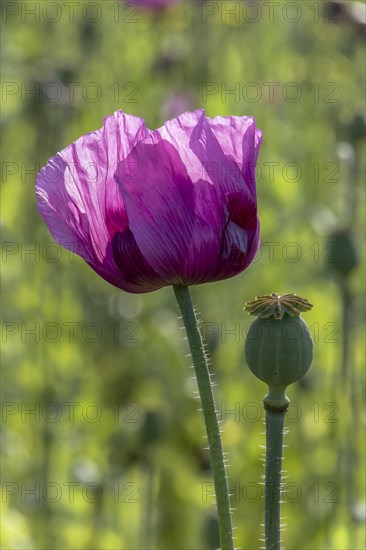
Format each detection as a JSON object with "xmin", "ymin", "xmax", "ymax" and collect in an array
[
  {"xmin": 173, "ymin": 285, "xmax": 234, "ymax": 550},
  {"xmin": 264, "ymin": 407, "xmax": 286, "ymax": 550}
]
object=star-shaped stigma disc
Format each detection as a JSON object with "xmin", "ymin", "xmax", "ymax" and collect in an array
[{"xmin": 244, "ymin": 293, "xmax": 313, "ymax": 319}]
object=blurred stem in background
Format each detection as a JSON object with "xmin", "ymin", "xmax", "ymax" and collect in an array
[
  {"xmin": 87, "ymin": 481, "xmax": 105, "ymax": 550},
  {"xmin": 140, "ymin": 460, "xmax": 155, "ymax": 550},
  {"xmin": 39, "ymin": 386, "xmax": 55, "ymax": 549},
  {"xmin": 173, "ymin": 285, "xmax": 234, "ymax": 550},
  {"xmin": 327, "ymin": 137, "xmax": 361, "ymax": 548}
]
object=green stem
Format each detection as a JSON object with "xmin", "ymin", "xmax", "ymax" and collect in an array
[
  {"xmin": 173, "ymin": 285, "xmax": 234, "ymax": 550},
  {"xmin": 264, "ymin": 407, "xmax": 286, "ymax": 550}
]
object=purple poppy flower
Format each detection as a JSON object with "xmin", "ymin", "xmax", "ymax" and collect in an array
[{"xmin": 36, "ymin": 110, "xmax": 262, "ymax": 294}]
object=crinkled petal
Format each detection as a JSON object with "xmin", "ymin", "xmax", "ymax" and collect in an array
[
  {"xmin": 109, "ymin": 228, "xmax": 165, "ymax": 291},
  {"xmin": 220, "ymin": 192, "xmax": 260, "ymax": 277},
  {"xmin": 115, "ymin": 138, "xmax": 197, "ymax": 283},
  {"xmin": 157, "ymin": 110, "xmax": 262, "ymax": 199},
  {"xmin": 116, "ymin": 115, "xmax": 260, "ymax": 284},
  {"xmin": 147, "ymin": 110, "xmax": 261, "ymax": 281},
  {"xmin": 36, "ymin": 111, "xmax": 161, "ymax": 292}
]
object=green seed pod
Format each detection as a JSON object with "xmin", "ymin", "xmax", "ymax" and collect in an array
[
  {"xmin": 326, "ymin": 228, "xmax": 359, "ymax": 278},
  {"xmin": 244, "ymin": 293, "xmax": 313, "ymax": 410}
]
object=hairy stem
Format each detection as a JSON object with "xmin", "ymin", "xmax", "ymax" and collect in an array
[
  {"xmin": 173, "ymin": 285, "xmax": 234, "ymax": 550},
  {"xmin": 264, "ymin": 407, "xmax": 286, "ymax": 550}
]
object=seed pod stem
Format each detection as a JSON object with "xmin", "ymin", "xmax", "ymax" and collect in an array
[
  {"xmin": 264, "ymin": 407, "xmax": 286, "ymax": 550},
  {"xmin": 263, "ymin": 386, "xmax": 290, "ymax": 411}
]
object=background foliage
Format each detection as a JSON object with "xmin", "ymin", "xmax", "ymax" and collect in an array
[{"xmin": 1, "ymin": 1, "xmax": 365, "ymax": 549}]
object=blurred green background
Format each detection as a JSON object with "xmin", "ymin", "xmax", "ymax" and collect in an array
[{"xmin": 1, "ymin": 0, "xmax": 365, "ymax": 549}]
